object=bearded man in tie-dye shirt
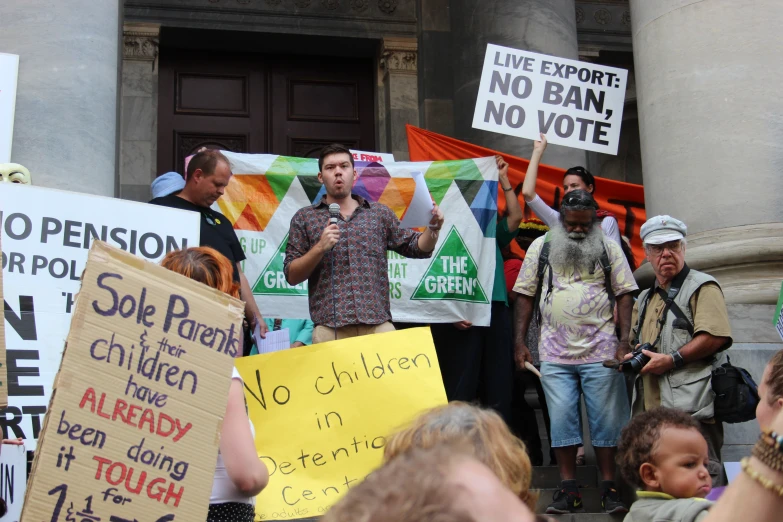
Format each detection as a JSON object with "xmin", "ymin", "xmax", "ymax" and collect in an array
[{"xmin": 511, "ymin": 189, "xmax": 637, "ymax": 516}]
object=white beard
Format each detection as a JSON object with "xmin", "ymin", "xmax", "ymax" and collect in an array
[{"xmin": 548, "ymin": 223, "xmax": 605, "ymax": 273}]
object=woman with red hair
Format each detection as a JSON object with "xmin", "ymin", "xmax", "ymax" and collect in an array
[{"xmin": 161, "ymin": 247, "xmax": 268, "ymax": 522}]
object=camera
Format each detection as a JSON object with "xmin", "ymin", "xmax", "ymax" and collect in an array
[{"xmin": 619, "ymin": 343, "xmax": 653, "ymax": 374}]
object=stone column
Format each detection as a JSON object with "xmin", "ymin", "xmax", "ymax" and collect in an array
[
  {"xmin": 0, "ymin": 0, "xmax": 121, "ymax": 196},
  {"xmin": 450, "ymin": 0, "xmax": 586, "ymax": 169},
  {"xmin": 379, "ymin": 37, "xmax": 420, "ymax": 161},
  {"xmin": 630, "ymin": 0, "xmax": 783, "ymax": 459},
  {"xmin": 119, "ymin": 23, "xmax": 160, "ymax": 202},
  {"xmin": 631, "ymin": 0, "xmax": 783, "ymax": 304}
]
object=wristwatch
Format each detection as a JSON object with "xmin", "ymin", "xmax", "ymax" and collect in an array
[{"xmin": 671, "ymin": 350, "xmax": 686, "ymax": 369}]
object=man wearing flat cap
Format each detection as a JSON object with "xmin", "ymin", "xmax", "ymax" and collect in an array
[{"xmin": 627, "ymin": 215, "xmax": 733, "ymax": 486}]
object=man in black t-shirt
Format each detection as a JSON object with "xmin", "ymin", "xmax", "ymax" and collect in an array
[{"xmin": 150, "ymin": 149, "xmax": 268, "ymax": 338}]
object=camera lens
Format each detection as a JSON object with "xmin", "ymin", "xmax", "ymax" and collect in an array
[{"xmin": 621, "ymin": 346, "xmax": 652, "ymax": 374}]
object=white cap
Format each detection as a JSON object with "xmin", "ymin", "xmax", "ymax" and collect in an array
[{"xmin": 640, "ymin": 215, "xmax": 687, "ymax": 245}]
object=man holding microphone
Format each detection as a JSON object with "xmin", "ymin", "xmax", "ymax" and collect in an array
[{"xmin": 284, "ymin": 144, "xmax": 444, "ymax": 343}]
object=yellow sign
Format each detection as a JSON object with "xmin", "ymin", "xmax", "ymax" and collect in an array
[{"xmin": 235, "ymin": 327, "xmax": 447, "ymax": 520}]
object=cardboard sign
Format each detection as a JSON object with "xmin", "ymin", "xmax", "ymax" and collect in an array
[
  {"xmin": 0, "ymin": 53, "xmax": 19, "ymax": 163},
  {"xmin": 235, "ymin": 327, "xmax": 447, "ymax": 520},
  {"xmin": 472, "ymin": 44, "xmax": 628, "ymax": 155},
  {"xmin": 0, "ymin": 232, "xmax": 7, "ymax": 408},
  {"xmin": 349, "ymin": 150, "xmax": 396, "ymax": 164},
  {"xmin": 0, "ymin": 183, "xmax": 200, "ymax": 450},
  {"xmin": 20, "ymin": 241, "xmax": 243, "ymax": 522},
  {"xmin": 0, "ymin": 444, "xmax": 26, "ymax": 522},
  {"xmin": 219, "ymin": 152, "xmax": 498, "ymax": 326}
]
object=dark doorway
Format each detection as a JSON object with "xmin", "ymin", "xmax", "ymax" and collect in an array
[{"xmin": 157, "ymin": 47, "xmax": 376, "ymax": 174}]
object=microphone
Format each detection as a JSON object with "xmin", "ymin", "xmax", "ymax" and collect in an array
[
  {"xmin": 329, "ymin": 203, "xmax": 340, "ymax": 225},
  {"xmin": 328, "ymin": 203, "xmax": 340, "ymax": 340}
]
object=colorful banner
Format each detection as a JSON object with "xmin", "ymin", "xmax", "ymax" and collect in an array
[
  {"xmin": 235, "ymin": 327, "xmax": 447, "ymax": 519},
  {"xmin": 218, "ymin": 152, "xmax": 499, "ymax": 326},
  {"xmin": 406, "ymin": 125, "xmax": 647, "ymax": 264}
]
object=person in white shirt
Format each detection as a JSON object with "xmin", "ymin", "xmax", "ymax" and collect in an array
[{"xmin": 521, "ymin": 134, "xmax": 622, "ymax": 246}]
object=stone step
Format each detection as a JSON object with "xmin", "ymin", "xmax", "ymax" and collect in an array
[
  {"xmin": 535, "ymin": 487, "xmax": 618, "ymax": 514},
  {"xmin": 532, "ymin": 466, "xmax": 599, "ymax": 489}
]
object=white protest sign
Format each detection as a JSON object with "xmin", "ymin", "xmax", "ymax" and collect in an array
[
  {"xmin": 472, "ymin": 44, "xmax": 628, "ymax": 155},
  {"xmin": 400, "ymin": 172, "xmax": 435, "ymax": 228},
  {"xmin": 0, "ymin": 444, "xmax": 26, "ymax": 522},
  {"xmin": 0, "ymin": 54, "xmax": 19, "ymax": 163},
  {"xmin": 0, "ymin": 184, "xmax": 200, "ymax": 450},
  {"xmin": 350, "ymin": 150, "xmax": 396, "ymax": 163}
]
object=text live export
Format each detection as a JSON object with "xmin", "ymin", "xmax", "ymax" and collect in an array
[{"xmin": 78, "ymin": 387, "xmax": 192, "ymax": 442}]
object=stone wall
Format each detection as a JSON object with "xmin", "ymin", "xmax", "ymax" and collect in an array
[{"xmin": 125, "ymin": 0, "xmax": 417, "ymax": 38}]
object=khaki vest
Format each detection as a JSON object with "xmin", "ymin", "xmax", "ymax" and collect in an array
[{"xmin": 632, "ymin": 269, "xmax": 727, "ymax": 420}]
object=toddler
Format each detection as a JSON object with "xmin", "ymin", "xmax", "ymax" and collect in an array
[{"xmin": 617, "ymin": 408, "xmax": 713, "ymax": 522}]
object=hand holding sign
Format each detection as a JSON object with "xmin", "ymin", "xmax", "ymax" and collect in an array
[
  {"xmin": 495, "ymin": 155, "xmax": 510, "ymax": 188},
  {"xmin": 533, "ymin": 133, "xmax": 548, "ymax": 156},
  {"xmin": 400, "ymin": 172, "xmax": 436, "ymax": 229},
  {"xmin": 428, "ymin": 203, "xmax": 444, "ymax": 231}
]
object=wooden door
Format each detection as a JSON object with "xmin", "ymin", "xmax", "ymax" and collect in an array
[
  {"xmin": 268, "ymin": 56, "xmax": 376, "ymax": 158},
  {"xmin": 157, "ymin": 49, "xmax": 376, "ymax": 173}
]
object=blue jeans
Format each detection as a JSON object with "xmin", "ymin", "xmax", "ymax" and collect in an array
[{"xmin": 540, "ymin": 361, "xmax": 629, "ymax": 448}]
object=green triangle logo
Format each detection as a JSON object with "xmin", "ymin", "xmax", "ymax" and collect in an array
[
  {"xmin": 252, "ymin": 234, "xmax": 308, "ymax": 295},
  {"xmin": 411, "ymin": 226, "xmax": 489, "ymax": 303}
]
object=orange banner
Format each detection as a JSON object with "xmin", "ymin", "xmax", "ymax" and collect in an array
[{"xmin": 406, "ymin": 125, "xmax": 646, "ymax": 264}]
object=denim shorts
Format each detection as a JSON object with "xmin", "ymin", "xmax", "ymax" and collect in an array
[{"xmin": 540, "ymin": 361, "xmax": 630, "ymax": 448}]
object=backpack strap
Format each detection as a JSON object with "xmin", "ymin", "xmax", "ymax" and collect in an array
[
  {"xmin": 660, "ymin": 295, "xmax": 695, "ymax": 336},
  {"xmin": 532, "ymin": 233, "xmax": 552, "ymax": 324},
  {"xmin": 598, "ymin": 246, "xmax": 615, "ymax": 309},
  {"xmin": 633, "ymin": 289, "xmax": 653, "ymax": 346},
  {"xmin": 633, "ymin": 265, "xmax": 693, "ymax": 348},
  {"xmin": 534, "ymin": 235, "xmax": 616, "ymax": 323}
]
